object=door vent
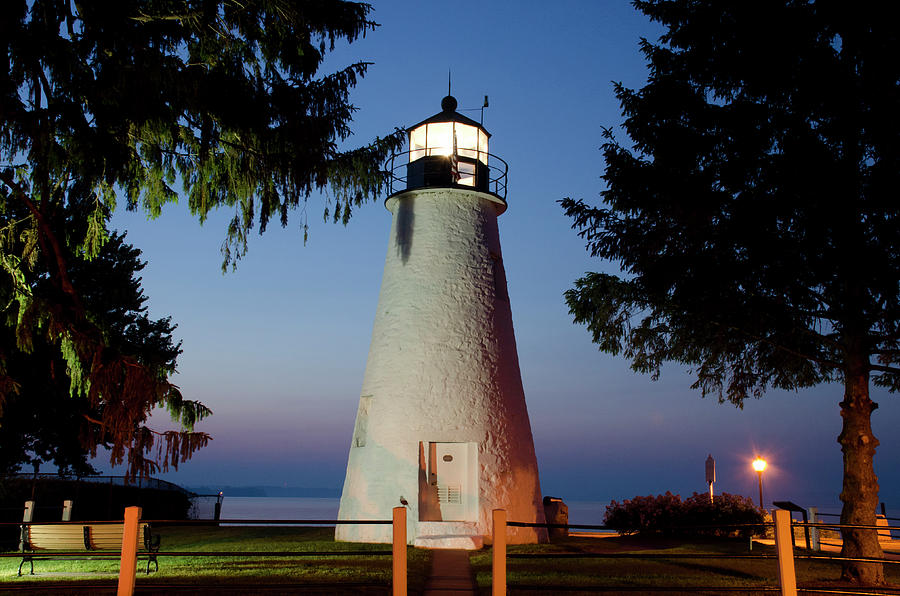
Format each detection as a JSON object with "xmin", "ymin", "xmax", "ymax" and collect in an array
[{"xmin": 437, "ymin": 484, "xmax": 462, "ymax": 504}]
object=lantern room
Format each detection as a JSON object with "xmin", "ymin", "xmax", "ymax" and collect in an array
[{"xmin": 405, "ymin": 95, "xmax": 491, "ymax": 192}]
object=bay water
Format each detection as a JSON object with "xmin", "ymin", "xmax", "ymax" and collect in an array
[{"xmin": 219, "ymin": 496, "xmax": 609, "ymax": 526}]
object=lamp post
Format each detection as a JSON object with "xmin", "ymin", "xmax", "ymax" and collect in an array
[
  {"xmin": 752, "ymin": 457, "xmax": 767, "ymax": 509},
  {"xmin": 705, "ymin": 455, "xmax": 716, "ymax": 504}
]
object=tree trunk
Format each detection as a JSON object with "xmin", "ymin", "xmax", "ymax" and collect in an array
[{"xmin": 838, "ymin": 358, "xmax": 883, "ymax": 584}]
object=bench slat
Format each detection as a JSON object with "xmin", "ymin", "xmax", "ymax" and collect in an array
[
  {"xmin": 27, "ymin": 525, "xmax": 86, "ymax": 551},
  {"xmin": 25, "ymin": 523, "xmax": 151, "ymax": 551},
  {"xmin": 89, "ymin": 524, "xmax": 147, "ymax": 550}
]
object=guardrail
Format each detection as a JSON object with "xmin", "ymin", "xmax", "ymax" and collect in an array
[
  {"xmin": 492, "ymin": 509, "xmax": 900, "ymax": 595},
  {"xmin": 2, "ymin": 507, "xmax": 410, "ymax": 596},
  {"xmin": 383, "ymin": 149, "xmax": 509, "ymax": 200},
  {"xmin": 5, "ymin": 506, "xmax": 898, "ymax": 595}
]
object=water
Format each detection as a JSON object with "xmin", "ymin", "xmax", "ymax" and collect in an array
[
  {"xmin": 222, "ymin": 497, "xmax": 340, "ymax": 521},
  {"xmin": 219, "ymin": 496, "xmax": 609, "ymax": 526},
  {"xmin": 567, "ymin": 501, "xmax": 610, "ymax": 527}
]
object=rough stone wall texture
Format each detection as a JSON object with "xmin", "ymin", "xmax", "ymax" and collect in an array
[{"xmin": 336, "ymin": 188, "xmax": 547, "ymax": 545}]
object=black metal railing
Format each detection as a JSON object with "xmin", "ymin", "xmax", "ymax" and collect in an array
[
  {"xmin": 4, "ymin": 510, "xmax": 900, "ymax": 595},
  {"xmin": 494, "ymin": 516, "xmax": 900, "ymax": 595},
  {"xmin": 1, "ymin": 517, "xmax": 396, "ymax": 589},
  {"xmin": 384, "ymin": 148, "xmax": 509, "ymax": 200}
]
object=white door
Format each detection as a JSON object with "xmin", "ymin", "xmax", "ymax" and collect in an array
[{"xmin": 430, "ymin": 442, "xmax": 469, "ymax": 521}]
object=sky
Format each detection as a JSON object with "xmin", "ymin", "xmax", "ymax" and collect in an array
[{"xmin": 99, "ymin": 0, "xmax": 900, "ymax": 512}]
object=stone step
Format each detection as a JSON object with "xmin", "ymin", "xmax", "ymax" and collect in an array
[
  {"xmin": 415, "ymin": 521, "xmax": 483, "ymax": 549},
  {"xmin": 414, "ymin": 533, "xmax": 484, "ymax": 550},
  {"xmin": 416, "ymin": 521, "xmax": 479, "ymax": 536}
]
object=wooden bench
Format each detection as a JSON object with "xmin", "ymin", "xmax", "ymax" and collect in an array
[{"xmin": 19, "ymin": 522, "xmax": 160, "ymax": 576}]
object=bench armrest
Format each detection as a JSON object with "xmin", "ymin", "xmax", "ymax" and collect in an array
[{"xmin": 143, "ymin": 526, "xmax": 161, "ymax": 553}]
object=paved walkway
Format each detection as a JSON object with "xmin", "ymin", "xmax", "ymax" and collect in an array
[{"xmin": 423, "ymin": 549, "xmax": 478, "ymax": 595}]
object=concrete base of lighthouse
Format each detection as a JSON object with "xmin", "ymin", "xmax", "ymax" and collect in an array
[
  {"xmin": 414, "ymin": 522, "xmax": 483, "ymax": 550},
  {"xmin": 336, "ymin": 187, "xmax": 547, "ymax": 547}
]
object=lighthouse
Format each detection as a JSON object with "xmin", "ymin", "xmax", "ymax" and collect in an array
[{"xmin": 336, "ymin": 96, "xmax": 547, "ymax": 548}]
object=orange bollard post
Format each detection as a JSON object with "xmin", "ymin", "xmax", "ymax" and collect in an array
[
  {"xmin": 393, "ymin": 506, "xmax": 407, "ymax": 596},
  {"xmin": 773, "ymin": 509, "xmax": 798, "ymax": 596},
  {"xmin": 493, "ymin": 508, "xmax": 507, "ymax": 596},
  {"xmin": 117, "ymin": 506, "xmax": 142, "ymax": 596}
]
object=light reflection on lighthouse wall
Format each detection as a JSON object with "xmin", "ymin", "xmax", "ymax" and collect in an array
[{"xmin": 337, "ymin": 187, "xmax": 546, "ymax": 545}]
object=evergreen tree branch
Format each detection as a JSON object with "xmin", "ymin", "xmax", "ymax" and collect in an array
[
  {"xmin": 0, "ymin": 171, "xmax": 82, "ymax": 313},
  {"xmin": 868, "ymin": 363, "xmax": 900, "ymax": 375}
]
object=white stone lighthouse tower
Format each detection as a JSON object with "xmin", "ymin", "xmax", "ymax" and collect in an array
[{"xmin": 336, "ymin": 96, "xmax": 546, "ymax": 548}]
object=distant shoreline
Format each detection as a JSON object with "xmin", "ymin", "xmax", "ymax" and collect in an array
[
  {"xmin": 188, "ymin": 485, "xmax": 340, "ymax": 498},
  {"xmin": 188, "ymin": 487, "xmax": 852, "ymax": 519},
  {"xmin": 217, "ymin": 496, "xmax": 614, "ymax": 526}
]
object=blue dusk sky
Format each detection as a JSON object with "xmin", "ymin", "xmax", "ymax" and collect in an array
[{"xmin": 101, "ymin": 1, "xmax": 899, "ymax": 510}]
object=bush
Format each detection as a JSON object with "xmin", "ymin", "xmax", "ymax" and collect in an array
[
  {"xmin": 603, "ymin": 491, "xmax": 682, "ymax": 536},
  {"xmin": 604, "ymin": 491, "xmax": 765, "ymax": 538},
  {"xmin": 681, "ymin": 492, "xmax": 766, "ymax": 538}
]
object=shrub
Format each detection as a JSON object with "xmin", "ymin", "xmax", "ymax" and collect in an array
[
  {"xmin": 681, "ymin": 492, "xmax": 765, "ymax": 538},
  {"xmin": 604, "ymin": 491, "xmax": 765, "ymax": 538},
  {"xmin": 604, "ymin": 491, "xmax": 683, "ymax": 535}
]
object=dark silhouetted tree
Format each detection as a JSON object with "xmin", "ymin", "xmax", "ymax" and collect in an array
[
  {"xmin": 0, "ymin": 0, "xmax": 402, "ymax": 477},
  {"xmin": 562, "ymin": 0, "xmax": 899, "ymax": 585},
  {"xmin": 0, "ymin": 232, "xmax": 193, "ymax": 476}
]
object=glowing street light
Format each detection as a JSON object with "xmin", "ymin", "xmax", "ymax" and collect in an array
[
  {"xmin": 752, "ymin": 457, "xmax": 767, "ymax": 509},
  {"xmin": 705, "ymin": 454, "xmax": 716, "ymax": 504}
]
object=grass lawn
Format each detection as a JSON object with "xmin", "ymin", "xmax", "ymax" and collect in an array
[
  {"xmin": 469, "ymin": 534, "xmax": 900, "ymax": 595},
  {"xmin": 1, "ymin": 525, "xmax": 430, "ymax": 595},
  {"xmin": 7, "ymin": 526, "xmax": 900, "ymax": 595}
]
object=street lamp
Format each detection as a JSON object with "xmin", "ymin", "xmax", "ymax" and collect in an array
[
  {"xmin": 705, "ymin": 455, "xmax": 716, "ymax": 504},
  {"xmin": 752, "ymin": 457, "xmax": 767, "ymax": 509}
]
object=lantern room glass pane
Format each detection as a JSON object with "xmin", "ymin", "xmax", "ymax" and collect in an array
[
  {"xmin": 455, "ymin": 123, "xmax": 479, "ymax": 160},
  {"xmin": 408, "ymin": 120, "xmax": 489, "ymax": 167},
  {"xmin": 478, "ymin": 130, "xmax": 488, "ymax": 165},
  {"xmin": 409, "ymin": 125, "xmax": 427, "ymax": 161},
  {"xmin": 427, "ymin": 122, "xmax": 453, "ymax": 156},
  {"xmin": 458, "ymin": 161, "xmax": 475, "ymax": 186}
]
